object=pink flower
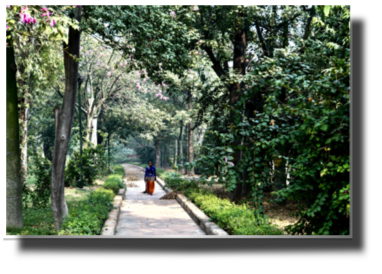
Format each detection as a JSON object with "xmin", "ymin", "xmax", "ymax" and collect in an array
[
  {"xmin": 50, "ymin": 19, "xmax": 56, "ymax": 27},
  {"xmin": 163, "ymin": 97, "xmax": 168, "ymax": 101},
  {"xmin": 41, "ymin": 12, "xmax": 51, "ymax": 17},
  {"xmin": 198, "ymin": 40, "xmax": 203, "ymax": 44},
  {"xmin": 193, "ymin": 6, "xmax": 199, "ymax": 11},
  {"xmin": 195, "ymin": 51, "xmax": 199, "ymax": 55},
  {"xmin": 6, "ymin": 24, "xmax": 9, "ymax": 30},
  {"xmin": 170, "ymin": 10, "xmax": 176, "ymax": 19},
  {"xmin": 344, "ymin": 190, "xmax": 348, "ymax": 194},
  {"xmin": 225, "ymin": 157, "xmax": 227, "ymax": 163},
  {"xmin": 107, "ymin": 71, "xmax": 111, "ymax": 77},
  {"xmin": 73, "ymin": 54, "xmax": 77, "ymax": 58},
  {"xmin": 41, "ymin": 7, "xmax": 48, "ymax": 12},
  {"xmin": 155, "ymin": 94, "xmax": 159, "ymax": 97},
  {"xmin": 6, "ymin": 5, "xmax": 10, "ymax": 8},
  {"xmin": 228, "ymin": 162, "xmax": 234, "ymax": 166},
  {"xmin": 162, "ymin": 82, "xmax": 168, "ymax": 87}
]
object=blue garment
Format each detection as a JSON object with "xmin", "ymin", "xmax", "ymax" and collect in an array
[{"xmin": 144, "ymin": 166, "xmax": 156, "ymax": 181}]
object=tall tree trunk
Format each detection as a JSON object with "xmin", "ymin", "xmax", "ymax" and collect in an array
[
  {"xmin": 184, "ymin": 124, "xmax": 188, "ymax": 175},
  {"xmin": 91, "ymin": 117, "xmax": 97, "ymax": 146},
  {"xmin": 20, "ymin": 107, "xmax": 28, "ymax": 179},
  {"xmin": 84, "ymin": 75, "xmax": 94, "ymax": 146},
  {"xmin": 188, "ymin": 91, "xmax": 194, "ymax": 176},
  {"xmin": 272, "ymin": 87, "xmax": 287, "ymax": 205},
  {"xmin": 154, "ymin": 138, "xmax": 160, "ymax": 167},
  {"xmin": 107, "ymin": 133, "xmax": 111, "ymax": 172},
  {"xmin": 227, "ymin": 15, "xmax": 247, "ymax": 203},
  {"xmin": 174, "ymin": 138, "xmax": 178, "ymax": 167},
  {"xmin": 178, "ymin": 123, "xmax": 183, "ymax": 172},
  {"xmin": 6, "ymin": 34, "xmax": 23, "ymax": 228},
  {"xmin": 51, "ymin": 7, "xmax": 82, "ymax": 232}
]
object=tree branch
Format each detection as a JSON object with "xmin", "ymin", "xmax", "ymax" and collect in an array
[{"xmin": 54, "ymin": 86, "xmax": 87, "ymax": 114}]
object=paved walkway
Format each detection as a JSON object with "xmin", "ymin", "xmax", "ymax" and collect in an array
[{"xmin": 115, "ymin": 164, "xmax": 206, "ymax": 236}]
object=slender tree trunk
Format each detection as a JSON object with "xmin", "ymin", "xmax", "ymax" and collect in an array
[
  {"xmin": 91, "ymin": 117, "xmax": 97, "ymax": 146},
  {"xmin": 84, "ymin": 75, "xmax": 95, "ymax": 146},
  {"xmin": 154, "ymin": 139, "xmax": 160, "ymax": 167},
  {"xmin": 174, "ymin": 138, "xmax": 177, "ymax": 167},
  {"xmin": 227, "ymin": 16, "xmax": 247, "ymax": 203},
  {"xmin": 6, "ymin": 34, "xmax": 23, "ymax": 228},
  {"xmin": 20, "ymin": 107, "xmax": 28, "ymax": 179},
  {"xmin": 272, "ymin": 156, "xmax": 287, "ymax": 206},
  {"xmin": 108, "ymin": 133, "xmax": 111, "ymax": 172},
  {"xmin": 51, "ymin": 7, "xmax": 81, "ymax": 232},
  {"xmin": 188, "ymin": 91, "xmax": 194, "ymax": 176},
  {"xmin": 184, "ymin": 124, "xmax": 190, "ymax": 175},
  {"xmin": 179, "ymin": 123, "xmax": 183, "ymax": 172}
]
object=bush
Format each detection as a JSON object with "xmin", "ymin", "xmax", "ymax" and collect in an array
[
  {"xmin": 103, "ymin": 174, "xmax": 125, "ymax": 194},
  {"xmin": 22, "ymin": 153, "xmax": 51, "ymax": 209},
  {"xmin": 59, "ymin": 188, "xmax": 115, "ymax": 235},
  {"xmin": 64, "ymin": 144, "xmax": 107, "ymax": 187},
  {"xmin": 112, "ymin": 164, "xmax": 125, "ymax": 177},
  {"xmin": 184, "ymin": 188, "xmax": 283, "ymax": 235}
]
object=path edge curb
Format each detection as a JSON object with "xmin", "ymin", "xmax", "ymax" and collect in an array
[
  {"xmin": 100, "ymin": 188, "xmax": 125, "ymax": 236},
  {"xmin": 155, "ymin": 175, "xmax": 228, "ymax": 236}
]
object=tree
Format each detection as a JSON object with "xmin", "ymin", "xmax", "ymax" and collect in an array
[
  {"xmin": 6, "ymin": 30, "xmax": 23, "ymax": 228},
  {"xmin": 51, "ymin": 6, "xmax": 82, "ymax": 231},
  {"xmin": 6, "ymin": 4, "xmax": 77, "ymax": 229}
]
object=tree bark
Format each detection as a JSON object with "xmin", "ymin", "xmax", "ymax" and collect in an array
[
  {"xmin": 91, "ymin": 117, "xmax": 98, "ymax": 146},
  {"xmin": 178, "ymin": 122, "xmax": 183, "ymax": 172},
  {"xmin": 20, "ymin": 107, "xmax": 28, "ymax": 178},
  {"xmin": 154, "ymin": 138, "xmax": 160, "ymax": 167},
  {"xmin": 227, "ymin": 15, "xmax": 247, "ymax": 203},
  {"xmin": 6, "ymin": 33, "xmax": 23, "ymax": 228},
  {"xmin": 188, "ymin": 91, "xmax": 194, "ymax": 176},
  {"xmin": 174, "ymin": 138, "xmax": 177, "ymax": 167},
  {"xmin": 107, "ymin": 132, "xmax": 111, "ymax": 172},
  {"xmin": 51, "ymin": 7, "xmax": 82, "ymax": 232}
]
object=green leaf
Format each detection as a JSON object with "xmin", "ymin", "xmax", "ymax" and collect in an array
[
  {"xmin": 321, "ymin": 124, "xmax": 329, "ymax": 131},
  {"xmin": 324, "ymin": 5, "xmax": 331, "ymax": 17}
]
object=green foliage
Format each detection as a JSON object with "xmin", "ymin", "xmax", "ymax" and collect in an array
[
  {"xmin": 6, "ymin": 207, "xmax": 56, "ymax": 235},
  {"xmin": 196, "ymin": 6, "xmax": 350, "ymax": 235},
  {"xmin": 186, "ymin": 189, "xmax": 283, "ymax": 235},
  {"xmin": 160, "ymin": 171, "xmax": 282, "ymax": 235},
  {"xmin": 22, "ymin": 153, "xmax": 51, "ymax": 209},
  {"xmin": 64, "ymin": 144, "xmax": 107, "ymax": 187},
  {"xmin": 29, "ymin": 153, "xmax": 51, "ymax": 208},
  {"xmin": 104, "ymin": 174, "xmax": 125, "ymax": 194},
  {"xmin": 112, "ymin": 164, "xmax": 125, "ymax": 178},
  {"xmin": 58, "ymin": 188, "xmax": 115, "ymax": 235}
]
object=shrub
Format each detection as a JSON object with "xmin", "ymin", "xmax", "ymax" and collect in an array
[
  {"xmin": 184, "ymin": 187, "xmax": 283, "ymax": 235},
  {"xmin": 113, "ymin": 164, "xmax": 125, "ymax": 177},
  {"xmin": 22, "ymin": 153, "xmax": 51, "ymax": 209},
  {"xmin": 59, "ymin": 188, "xmax": 115, "ymax": 235},
  {"xmin": 104, "ymin": 174, "xmax": 125, "ymax": 194},
  {"xmin": 64, "ymin": 144, "xmax": 107, "ymax": 187}
]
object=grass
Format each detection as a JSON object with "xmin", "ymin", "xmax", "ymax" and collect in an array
[
  {"xmin": 7, "ymin": 165, "xmax": 122, "ymax": 236},
  {"xmin": 6, "ymin": 189, "xmax": 89, "ymax": 235}
]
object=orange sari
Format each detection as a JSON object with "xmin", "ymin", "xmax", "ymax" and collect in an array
[{"xmin": 146, "ymin": 180, "xmax": 155, "ymax": 194}]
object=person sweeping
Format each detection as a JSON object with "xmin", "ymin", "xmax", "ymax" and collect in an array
[{"xmin": 143, "ymin": 160, "xmax": 156, "ymax": 195}]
